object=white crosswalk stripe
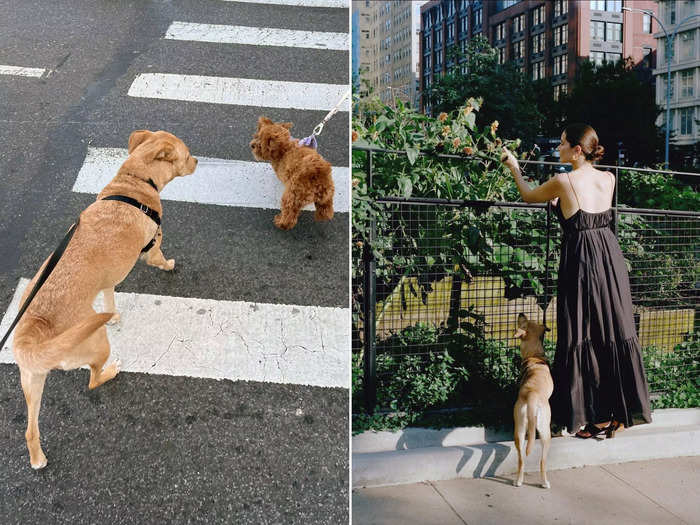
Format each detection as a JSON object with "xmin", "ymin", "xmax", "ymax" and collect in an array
[
  {"xmin": 0, "ymin": 64, "xmax": 45, "ymax": 77},
  {"xmin": 164, "ymin": 21, "xmax": 349, "ymax": 50},
  {"xmin": 221, "ymin": 0, "xmax": 348, "ymax": 7},
  {"xmin": 128, "ymin": 73, "xmax": 350, "ymax": 111},
  {"xmin": 72, "ymin": 147, "xmax": 351, "ymax": 212},
  {"xmin": 0, "ymin": 279, "xmax": 350, "ymax": 388}
]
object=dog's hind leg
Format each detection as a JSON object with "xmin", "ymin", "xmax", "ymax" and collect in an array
[
  {"xmin": 275, "ymin": 189, "xmax": 303, "ymax": 230},
  {"xmin": 87, "ymin": 328, "xmax": 121, "ymax": 390},
  {"xmin": 538, "ymin": 404, "xmax": 552, "ymax": 489},
  {"xmin": 102, "ymin": 287, "xmax": 120, "ymax": 325},
  {"xmin": 513, "ymin": 402, "xmax": 527, "ymax": 487},
  {"xmin": 314, "ymin": 189, "xmax": 334, "ymax": 222},
  {"xmin": 20, "ymin": 367, "xmax": 49, "ymax": 469}
]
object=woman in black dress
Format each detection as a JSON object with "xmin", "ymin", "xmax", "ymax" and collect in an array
[{"xmin": 501, "ymin": 123, "xmax": 651, "ymax": 438}]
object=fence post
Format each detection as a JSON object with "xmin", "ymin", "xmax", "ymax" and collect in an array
[
  {"xmin": 363, "ymin": 150, "xmax": 377, "ymax": 414},
  {"xmin": 543, "ymin": 201, "xmax": 552, "ymax": 328},
  {"xmin": 613, "ymin": 165, "xmax": 619, "ymax": 236}
]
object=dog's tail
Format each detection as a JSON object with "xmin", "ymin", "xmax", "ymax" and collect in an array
[
  {"xmin": 525, "ymin": 393, "xmax": 539, "ymax": 456},
  {"xmin": 15, "ymin": 313, "xmax": 113, "ymax": 365}
]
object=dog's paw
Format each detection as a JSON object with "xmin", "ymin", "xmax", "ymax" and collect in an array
[
  {"xmin": 542, "ymin": 481, "xmax": 551, "ymax": 489},
  {"xmin": 274, "ymin": 214, "xmax": 295, "ymax": 230},
  {"xmin": 160, "ymin": 259, "xmax": 175, "ymax": 271},
  {"xmin": 514, "ymin": 479, "xmax": 522, "ymax": 487},
  {"xmin": 107, "ymin": 312, "xmax": 121, "ymax": 325},
  {"xmin": 31, "ymin": 453, "xmax": 48, "ymax": 470}
]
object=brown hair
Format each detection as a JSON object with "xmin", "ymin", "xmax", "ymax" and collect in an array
[{"xmin": 563, "ymin": 123, "xmax": 605, "ymax": 162}]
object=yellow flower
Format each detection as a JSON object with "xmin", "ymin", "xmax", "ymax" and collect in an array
[
  {"xmin": 352, "ymin": 130, "xmax": 358, "ymax": 142},
  {"xmin": 438, "ymin": 112, "xmax": 448, "ymax": 122},
  {"xmin": 352, "ymin": 178, "xmax": 360, "ymax": 187},
  {"xmin": 356, "ymin": 241, "xmax": 364, "ymax": 248},
  {"xmin": 491, "ymin": 120, "xmax": 499, "ymax": 134},
  {"xmin": 442, "ymin": 126, "xmax": 451, "ymax": 136},
  {"xmin": 452, "ymin": 138, "xmax": 461, "ymax": 148},
  {"xmin": 463, "ymin": 146, "xmax": 474, "ymax": 155}
]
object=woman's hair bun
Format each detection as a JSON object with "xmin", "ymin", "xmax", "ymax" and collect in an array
[{"xmin": 588, "ymin": 144, "xmax": 605, "ymax": 162}]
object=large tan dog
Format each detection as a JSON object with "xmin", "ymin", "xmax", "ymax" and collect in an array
[
  {"xmin": 512, "ymin": 313, "xmax": 554, "ymax": 488},
  {"xmin": 12, "ymin": 130, "xmax": 197, "ymax": 469}
]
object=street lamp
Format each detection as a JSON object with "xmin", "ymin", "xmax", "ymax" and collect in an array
[{"xmin": 623, "ymin": 6, "xmax": 700, "ymax": 169}]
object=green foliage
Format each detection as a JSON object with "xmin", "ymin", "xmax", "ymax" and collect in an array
[
  {"xmin": 617, "ymin": 169, "xmax": 700, "ymax": 211},
  {"xmin": 353, "ymin": 328, "xmax": 699, "ymax": 433},
  {"xmin": 644, "ymin": 333, "xmax": 700, "ymax": 409},
  {"xmin": 425, "ymin": 36, "xmax": 544, "ymax": 148}
]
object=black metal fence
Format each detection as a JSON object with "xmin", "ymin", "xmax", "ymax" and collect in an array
[{"xmin": 352, "ymin": 147, "xmax": 700, "ymax": 415}]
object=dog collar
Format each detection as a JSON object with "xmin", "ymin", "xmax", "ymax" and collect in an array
[{"xmin": 101, "ymin": 195, "xmax": 161, "ymax": 252}]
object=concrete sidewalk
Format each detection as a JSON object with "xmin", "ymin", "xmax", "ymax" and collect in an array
[{"xmin": 352, "ymin": 456, "xmax": 700, "ymax": 525}]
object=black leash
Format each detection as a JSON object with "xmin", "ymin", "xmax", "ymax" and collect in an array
[
  {"xmin": 0, "ymin": 190, "xmax": 163, "ymax": 350},
  {"xmin": 0, "ymin": 219, "xmax": 80, "ymax": 350}
]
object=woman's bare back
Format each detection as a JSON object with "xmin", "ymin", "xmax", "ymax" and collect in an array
[{"xmin": 551, "ymin": 166, "xmax": 615, "ymax": 220}]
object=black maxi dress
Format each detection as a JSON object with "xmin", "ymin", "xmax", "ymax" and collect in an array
[{"xmin": 551, "ymin": 183, "xmax": 652, "ymax": 433}]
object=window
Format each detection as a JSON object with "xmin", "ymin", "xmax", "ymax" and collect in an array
[
  {"xmin": 532, "ymin": 60, "xmax": 545, "ymax": 80},
  {"xmin": 664, "ymin": 73, "xmax": 675, "ymax": 99},
  {"xmin": 447, "ymin": 0, "xmax": 455, "ymax": 17},
  {"xmin": 495, "ymin": 22, "xmax": 506, "ymax": 41},
  {"xmin": 532, "ymin": 33, "xmax": 545, "ymax": 54},
  {"xmin": 554, "ymin": 84, "xmax": 566, "ymax": 101},
  {"xmin": 513, "ymin": 14, "xmax": 525, "ymax": 33},
  {"xmin": 680, "ymin": 107, "xmax": 694, "ymax": 135},
  {"xmin": 605, "ymin": 52, "xmax": 621, "ymax": 63},
  {"xmin": 554, "ymin": 54, "xmax": 568, "ymax": 75},
  {"xmin": 424, "ymin": 34, "xmax": 431, "ymax": 51},
  {"xmin": 435, "ymin": 27, "xmax": 442, "ymax": 47},
  {"xmin": 591, "ymin": 21, "xmax": 605, "ymax": 40},
  {"xmin": 667, "ymin": 1, "xmax": 676, "ymax": 25},
  {"xmin": 512, "ymin": 40, "xmax": 524, "ymax": 59},
  {"xmin": 447, "ymin": 22, "xmax": 455, "ymax": 42},
  {"xmin": 681, "ymin": 70, "xmax": 695, "ymax": 97},
  {"xmin": 532, "ymin": 5, "xmax": 545, "ymax": 26},
  {"xmin": 590, "ymin": 51, "xmax": 605, "ymax": 65},
  {"xmin": 554, "ymin": 0, "xmax": 568, "ymax": 17},
  {"xmin": 643, "ymin": 14, "xmax": 652, "ymax": 34},
  {"xmin": 607, "ymin": 0, "xmax": 621, "ymax": 12},
  {"xmin": 554, "ymin": 24, "xmax": 568, "ymax": 46},
  {"xmin": 606, "ymin": 22, "xmax": 622, "ymax": 42},
  {"xmin": 680, "ymin": 31, "xmax": 695, "ymax": 60},
  {"xmin": 590, "ymin": 0, "xmax": 605, "ymax": 11},
  {"xmin": 498, "ymin": 46, "xmax": 506, "ymax": 64},
  {"xmin": 460, "ymin": 15, "xmax": 468, "ymax": 34},
  {"xmin": 474, "ymin": 7, "xmax": 482, "ymax": 27}
]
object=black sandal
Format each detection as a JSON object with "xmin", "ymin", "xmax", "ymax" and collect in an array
[{"xmin": 575, "ymin": 422, "xmax": 612, "ymax": 439}]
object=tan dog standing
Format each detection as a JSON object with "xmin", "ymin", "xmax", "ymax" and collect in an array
[
  {"xmin": 12, "ymin": 130, "xmax": 197, "ymax": 469},
  {"xmin": 512, "ymin": 313, "xmax": 554, "ymax": 488},
  {"xmin": 249, "ymin": 116, "xmax": 334, "ymax": 230}
]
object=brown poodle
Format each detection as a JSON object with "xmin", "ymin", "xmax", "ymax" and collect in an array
[{"xmin": 250, "ymin": 116, "xmax": 334, "ymax": 230}]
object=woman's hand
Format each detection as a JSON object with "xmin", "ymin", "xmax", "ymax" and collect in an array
[{"xmin": 500, "ymin": 147, "xmax": 519, "ymax": 173}]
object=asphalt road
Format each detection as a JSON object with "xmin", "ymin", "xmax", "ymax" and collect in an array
[{"xmin": 0, "ymin": 1, "xmax": 349, "ymax": 523}]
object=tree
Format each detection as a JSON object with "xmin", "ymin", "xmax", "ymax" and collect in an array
[
  {"xmin": 426, "ymin": 36, "xmax": 544, "ymax": 149},
  {"xmin": 559, "ymin": 58, "xmax": 663, "ymax": 166}
]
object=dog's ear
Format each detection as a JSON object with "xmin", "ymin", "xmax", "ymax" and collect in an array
[
  {"xmin": 517, "ymin": 313, "xmax": 528, "ymax": 328},
  {"xmin": 128, "ymin": 130, "xmax": 153, "ymax": 153},
  {"xmin": 279, "ymin": 122, "xmax": 293, "ymax": 130},
  {"xmin": 138, "ymin": 139, "xmax": 177, "ymax": 163},
  {"xmin": 257, "ymin": 116, "xmax": 273, "ymax": 130},
  {"xmin": 513, "ymin": 327, "xmax": 527, "ymax": 339}
]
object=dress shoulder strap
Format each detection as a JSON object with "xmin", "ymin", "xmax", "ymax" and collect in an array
[{"xmin": 565, "ymin": 173, "xmax": 582, "ymax": 210}]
